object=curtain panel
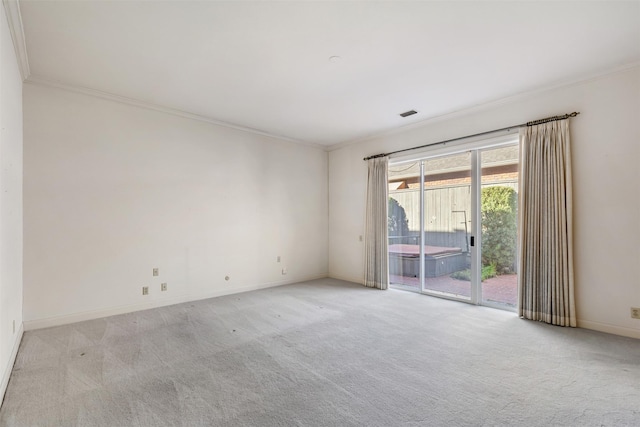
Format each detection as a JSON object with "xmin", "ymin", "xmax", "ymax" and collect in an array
[
  {"xmin": 364, "ymin": 157, "xmax": 389, "ymax": 289},
  {"xmin": 518, "ymin": 120, "xmax": 576, "ymax": 326}
]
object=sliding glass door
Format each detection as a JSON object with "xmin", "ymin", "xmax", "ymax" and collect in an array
[
  {"xmin": 388, "ymin": 162, "xmax": 421, "ymax": 291},
  {"xmin": 388, "ymin": 140, "xmax": 519, "ymax": 310},
  {"xmin": 422, "ymin": 152, "xmax": 473, "ymax": 300}
]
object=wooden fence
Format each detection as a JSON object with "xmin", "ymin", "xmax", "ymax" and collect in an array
[{"xmin": 390, "ymin": 182, "xmax": 517, "ymax": 250}]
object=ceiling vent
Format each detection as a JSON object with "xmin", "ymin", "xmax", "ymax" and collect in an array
[{"xmin": 400, "ymin": 110, "xmax": 417, "ymax": 117}]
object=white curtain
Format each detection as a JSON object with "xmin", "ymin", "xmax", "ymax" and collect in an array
[
  {"xmin": 518, "ymin": 120, "xmax": 576, "ymax": 326},
  {"xmin": 364, "ymin": 157, "xmax": 389, "ymax": 289}
]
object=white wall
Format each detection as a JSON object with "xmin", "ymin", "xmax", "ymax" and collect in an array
[
  {"xmin": 329, "ymin": 66, "xmax": 640, "ymax": 339},
  {"xmin": 0, "ymin": 2, "xmax": 24, "ymax": 401},
  {"xmin": 23, "ymin": 83, "xmax": 328, "ymax": 328}
]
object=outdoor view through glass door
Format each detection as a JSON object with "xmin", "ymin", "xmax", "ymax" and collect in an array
[
  {"xmin": 388, "ymin": 161, "xmax": 422, "ymax": 291},
  {"xmin": 422, "ymin": 152, "xmax": 472, "ymax": 299},
  {"xmin": 388, "ymin": 141, "xmax": 519, "ymax": 310},
  {"xmin": 480, "ymin": 145, "xmax": 519, "ymax": 308}
]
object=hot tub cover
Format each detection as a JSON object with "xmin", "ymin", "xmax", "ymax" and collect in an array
[{"xmin": 388, "ymin": 244, "xmax": 462, "ymax": 257}]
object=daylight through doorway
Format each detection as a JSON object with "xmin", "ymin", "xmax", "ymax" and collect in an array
[{"xmin": 388, "ymin": 141, "xmax": 519, "ymax": 310}]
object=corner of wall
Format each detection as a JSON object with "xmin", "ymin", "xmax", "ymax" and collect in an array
[
  {"xmin": 0, "ymin": 323, "xmax": 23, "ymax": 407},
  {"xmin": 1, "ymin": 0, "xmax": 25, "ymax": 408}
]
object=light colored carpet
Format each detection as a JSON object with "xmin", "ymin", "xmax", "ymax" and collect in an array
[{"xmin": 1, "ymin": 278, "xmax": 639, "ymax": 426}]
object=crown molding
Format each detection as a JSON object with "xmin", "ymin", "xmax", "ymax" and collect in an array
[
  {"xmin": 326, "ymin": 61, "xmax": 640, "ymax": 152},
  {"xmin": 2, "ymin": 0, "xmax": 30, "ymax": 81},
  {"xmin": 25, "ymin": 75, "xmax": 327, "ymax": 151},
  {"xmin": 2, "ymin": 0, "xmax": 322, "ymax": 149}
]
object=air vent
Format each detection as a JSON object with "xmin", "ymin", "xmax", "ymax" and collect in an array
[{"xmin": 400, "ymin": 110, "xmax": 417, "ymax": 117}]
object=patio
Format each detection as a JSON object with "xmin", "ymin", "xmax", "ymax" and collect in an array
[{"xmin": 390, "ymin": 273, "xmax": 517, "ymax": 307}]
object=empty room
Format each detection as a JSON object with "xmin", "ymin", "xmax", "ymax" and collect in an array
[{"xmin": 1, "ymin": 0, "xmax": 639, "ymax": 425}]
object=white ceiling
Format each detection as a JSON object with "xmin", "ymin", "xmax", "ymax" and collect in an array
[{"xmin": 15, "ymin": 1, "xmax": 640, "ymax": 147}]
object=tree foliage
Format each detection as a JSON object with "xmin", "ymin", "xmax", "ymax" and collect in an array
[
  {"xmin": 481, "ymin": 186, "xmax": 517, "ymax": 273},
  {"xmin": 388, "ymin": 197, "xmax": 409, "ymax": 236}
]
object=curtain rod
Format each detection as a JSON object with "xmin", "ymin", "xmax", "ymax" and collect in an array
[{"xmin": 362, "ymin": 111, "xmax": 580, "ymax": 161}]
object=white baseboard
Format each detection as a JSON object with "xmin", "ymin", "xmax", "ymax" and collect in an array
[
  {"xmin": 327, "ymin": 273, "xmax": 363, "ymax": 286},
  {"xmin": 577, "ymin": 319, "xmax": 640, "ymax": 340},
  {"xmin": 1, "ymin": 322, "xmax": 24, "ymax": 408},
  {"xmin": 24, "ymin": 274, "xmax": 328, "ymax": 331}
]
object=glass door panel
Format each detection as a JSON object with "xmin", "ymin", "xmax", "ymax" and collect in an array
[
  {"xmin": 422, "ymin": 152, "xmax": 472, "ymax": 300},
  {"xmin": 388, "ymin": 162, "xmax": 422, "ymax": 292},
  {"xmin": 388, "ymin": 140, "xmax": 519, "ymax": 312},
  {"xmin": 480, "ymin": 145, "xmax": 519, "ymax": 308}
]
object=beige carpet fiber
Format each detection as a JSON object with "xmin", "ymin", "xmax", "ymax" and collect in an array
[{"xmin": 1, "ymin": 278, "xmax": 639, "ymax": 426}]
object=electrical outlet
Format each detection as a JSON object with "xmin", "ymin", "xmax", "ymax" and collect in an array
[
  {"xmin": 161, "ymin": 283, "xmax": 167, "ymax": 292},
  {"xmin": 277, "ymin": 256, "xmax": 281, "ymax": 263},
  {"xmin": 152, "ymin": 268, "xmax": 159, "ymax": 277},
  {"xmin": 631, "ymin": 307, "xmax": 640, "ymax": 319},
  {"xmin": 359, "ymin": 235, "xmax": 363, "ymax": 242},
  {"xmin": 282, "ymin": 268, "xmax": 287, "ymax": 275},
  {"xmin": 142, "ymin": 286, "xmax": 149, "ymax": 295}
]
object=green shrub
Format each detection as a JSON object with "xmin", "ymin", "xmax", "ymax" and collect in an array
[
  {"xmin": 388, "ymin": 197, "xmax": 409, "ymax": 236},
  {"xmin": 481, "ymin": 186, "xmax": 517, "ymax": 273},
  {"xmin": 450, "ymin": 264, "xmax": 497, "ymax": 282},
  {"xmin": 482, "ymin": 263, "xmax": 497, "ymax": 280}
]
